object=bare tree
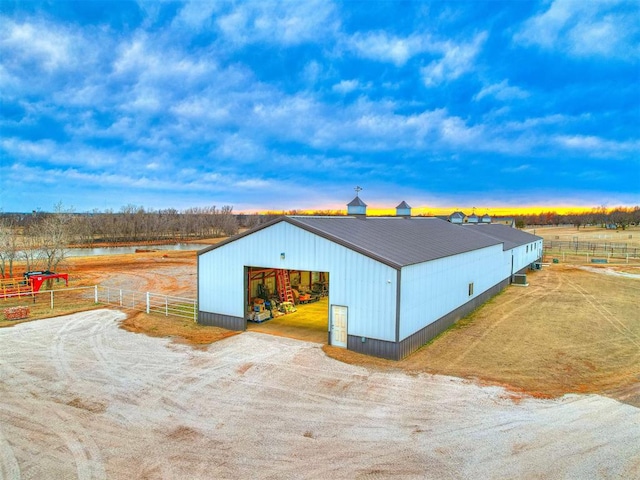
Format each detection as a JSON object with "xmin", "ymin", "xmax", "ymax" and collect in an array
[
  {"xmin": 0, "ymin": 216, "xmax": 20, "ymax": 277},
  {"xmin": 214, "ymin": 205, "xmax": 238, "ymax": 236},
  {"xmin": 38, "ymin": 203, "xmax": 73, "ymax": 271}
]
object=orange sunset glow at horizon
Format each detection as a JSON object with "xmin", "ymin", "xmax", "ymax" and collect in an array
[{"xmin": 245, "ymin": 204, "xmax": 633, "ymax": 217}]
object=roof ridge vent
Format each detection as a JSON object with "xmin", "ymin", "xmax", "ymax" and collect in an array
[
  {"xmin": 347, "ymin": 186, "xmax": 367, "ymax": 218},
  {"xmin": 347, "ymin": 195, "xmax": 367, "ymax": 218},
  {"xmin": 395, "ymin": 201, "xmax": 412, "ymax": 218}
]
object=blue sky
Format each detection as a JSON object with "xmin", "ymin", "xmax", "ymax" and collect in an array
[{"xmin": 1, "ymin": 1, "xmax": 639, "ymax": 214}]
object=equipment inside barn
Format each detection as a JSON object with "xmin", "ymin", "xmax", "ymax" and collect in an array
[{"xmin": 246, "ymin": 268, "xmax": 328, "ymax": 322}]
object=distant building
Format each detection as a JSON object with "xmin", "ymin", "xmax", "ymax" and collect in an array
[
  {"xmin": 491, "ymin": 217, "xmax": 516, "ymax": 228},
  {"xmin": 448, "ymin": 211, "xmax": 466, "ymax": 224}
]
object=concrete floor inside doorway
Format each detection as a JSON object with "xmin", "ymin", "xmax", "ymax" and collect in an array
[{"xmin": 247, "ymin": 297, "xmax": 329, "ymax": 344}]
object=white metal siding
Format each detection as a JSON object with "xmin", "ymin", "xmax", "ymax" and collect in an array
[
  {"xmin": 399, "ymin": 245, "xmax": 509, "ymax": 340},
  {"xmin": 198, "ymin": 222, "xmax": 398, "ymax": 341},
  {"xmin": 511, "ymin": 240, "xmax": 543, "ymax": 272}
]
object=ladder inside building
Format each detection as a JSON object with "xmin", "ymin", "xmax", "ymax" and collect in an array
[{"xmin": 276, "ymin": 269, "xmax": 295, "ymax": 304}]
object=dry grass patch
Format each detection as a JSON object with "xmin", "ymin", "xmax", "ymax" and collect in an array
[{"xmin": 120, "ymin": 311, "xmax": 239, "ymax": 346}]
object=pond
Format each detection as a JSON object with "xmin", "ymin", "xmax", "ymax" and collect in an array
[{"xmin": 65, "ymin": 243, "xmax": 208, "ymax": 257}]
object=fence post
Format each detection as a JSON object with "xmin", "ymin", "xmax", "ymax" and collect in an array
[
  {"xmin": 146, "ymin": 292, "xmax": 150, "ymax": 314},
  {"xmin": 50, "ymin": 290, "xmax": 54, "ymax": 309},
  {"xmin": 165, "ymin": 296, "xmax": 168, "ymax": 316},
  {"xmin": 119, "ymin": 289, "xmax": 123, "ymax": 307},
  {"xmin": 94, "ymin": 285, "xmax": 98, "ymax": 303},
  {"xmin": 194, "ymin": 300, "xmax": 197, "ymax": 323}
]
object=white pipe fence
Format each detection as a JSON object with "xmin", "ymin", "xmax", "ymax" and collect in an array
[
  {"xmin": 95, "ymin": 286, "xmax": 198, "ymax": 321},
  {"xmin": 2, "ymin": 285, "xmax": 198, "ymax": 322}
]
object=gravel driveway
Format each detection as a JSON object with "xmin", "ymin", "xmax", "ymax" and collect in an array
[{"xmin": 1, "ymin": 310, "xmax": 638, "ymax": 479}]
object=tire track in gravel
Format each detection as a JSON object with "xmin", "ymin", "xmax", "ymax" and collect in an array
[
  {"xmin": 84, "ymin": 311, "xmax": 209, "ymax": 427},
  {"xmin": 0, "ymin": 401, "xmax": 105, "ymax": 480},
  {"xmin": 51, "ymin": 409, "xmax": 107, "ymax": 480},
  {"xmin": 3, "ymin": 310, "xmax": 639, "ymax": 479},
  {"xmin": 50, "ymin": 315, "xmax": 86, "ymax": 384},
  {"xmin": 0, "ymin": 423, "xmax": 21, "ymax": 480}
]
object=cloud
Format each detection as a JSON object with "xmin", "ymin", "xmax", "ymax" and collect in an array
[
  {"xmin": 213, "ymin": 134, "xmax": 266, "ymax": 161},
  {"xmin": 113, "ymin": 35, "xmax": 216, "ymax": 83},
  {"xmin": 501, "ymin": 164, "xmax": 532, "ymax": 173},
  {"xmin": 332, "ymin": 79, "xmax": 363, "ymax": 94},
  {"xmin": 234, "ymin": 178, "xmax": 271, "ymax": 189},
  {"xmin": 474, "ymin": 80, "xmax": 530, "ymax": 101},
  {"xmin": 554, "ymin": 134, "xmax": 640, "ymax": 157},
  {"xmin": 421, "ymin": 32, "xmax": 487, "ymax": 86},
  {"xmin": 346, "ymin": 31, "xmax": 434, "ymax": 66},
  {"xmin": 514, "ymin": 0, "xmax": 639, "ymax": 60},
  {"xmin": 1, "ymin": 138, "xmax": 56, "ymax": 159},
  {"xmin": 2, "ymin": 2, "xmax": 638, "ymax": 212},
  {"xmin": 216, "ymin": 0, "xmax": 339, "ymax": 47},
  {"xmin": 173, "ymin": 1, "xmax": 222, "ymax": 30},
  {"xmin": 0, "ymin": 18, "xmax": 72, "ymax": 72}
]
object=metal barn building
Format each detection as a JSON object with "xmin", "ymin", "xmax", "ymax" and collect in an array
[{"xmin": 197, "ymin": 200, "xmax": 543, "ymax": 360}]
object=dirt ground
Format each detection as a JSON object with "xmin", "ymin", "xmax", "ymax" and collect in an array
[
  {"xmin": 1, "ymin": 310, "xmax": 639, "ymax": 479},
  {"xmin": 17, "ymin": 241, "xmax": 640, "ymax": 408},
  {"xmin": 1, "ymin": 234, "xmax": 639, "ymax": 477}
]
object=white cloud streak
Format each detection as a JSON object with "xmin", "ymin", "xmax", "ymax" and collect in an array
[
  {"xmin": 514, "ymin": 0, "xmax": 639, "ymax": 59},
  {"xmin": 421, "ymin": 32, "xmax": 487, "ymax": 86},
  {"xmin": 216, "ymin": 0, "xmax": 339, "ymax": 47},
  {"xmin": 474, "ymin": 80, "xmax": 530, "ymax": 102},
  {"xmin": 346, "ymin": 31, "xmax": 436, "ymax": 66}
]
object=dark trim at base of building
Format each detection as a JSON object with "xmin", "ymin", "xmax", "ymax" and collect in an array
[
  {"xmin": 198, "ymin": 311, "xmax": 246, "ymax": 331},
  {"xmin": 347, "ymin": 277, "xmax": 512, "ymax": 361}
]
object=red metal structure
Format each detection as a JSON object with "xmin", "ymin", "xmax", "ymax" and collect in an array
[
  {"xmin": 26, "ymin": 272, "xmax": 69, "ymax": 293},
  {"xmin": 0, "ymin": 272, "xmax": 69, "ymax": 299}
]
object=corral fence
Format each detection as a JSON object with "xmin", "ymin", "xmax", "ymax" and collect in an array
[
  {"xmin": 1, "ymin": 285, "xmax": 197, "ymax": 322},
  {"xmin": 544, "ymin": 240, "xmax": 639, "ymax": 257},
  {"xmin": 96, "ymin": 286, "xmax": 197, "ymax": 321}
]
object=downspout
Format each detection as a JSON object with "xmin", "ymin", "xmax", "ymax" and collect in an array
[{"xmin": 510, "ymin": 252, "xmax": 514, "ymax": 283}]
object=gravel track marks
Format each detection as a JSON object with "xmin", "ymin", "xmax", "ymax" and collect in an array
[
  {"xmin": 1, "ymin": 310, "xmax": 639, "ymax": 479},
  {"xmin": 0, "ymin": 423, "xmax": 20, "ymax": 480}
]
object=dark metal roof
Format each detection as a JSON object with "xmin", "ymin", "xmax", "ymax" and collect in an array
[
  {"xmin": 396, "ymin": 201, "xmax": 411, "ymax": 209},
  {"xmin": 198, "ymin": 216, "xmax": 543, "ymax": 270},
  {"xmin": 461, "ymin": 223, "xmax": 543, "ymax": 250},
  {"xmin": 288, "ymin": 216, "xmax": 503, "ymax": 269}
]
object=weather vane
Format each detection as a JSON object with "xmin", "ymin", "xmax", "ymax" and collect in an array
[{"xmin": 354, "ymin": 186, "xmax": 362, "ymax": 197}]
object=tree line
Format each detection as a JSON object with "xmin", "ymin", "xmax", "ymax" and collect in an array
[
  {"xmin": 0, "ymin": 204, "xmax": 239, "ymax": 277},
  {"xmin": 2, "ymin": 203, "xmax": 638, "ymax": 278},
  {"xmin": 511, "ymin": 206, "xmax": 640, "ymax": 229}
]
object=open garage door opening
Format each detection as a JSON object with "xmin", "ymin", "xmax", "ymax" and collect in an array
[{"xmin": 245, "ymin": 267, "xmax": 330, "ymax": 344}]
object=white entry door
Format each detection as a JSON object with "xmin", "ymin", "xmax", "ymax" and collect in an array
[{"xmin": 330, "ymin": 305, "xmax": 348, "ymax": 348}]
